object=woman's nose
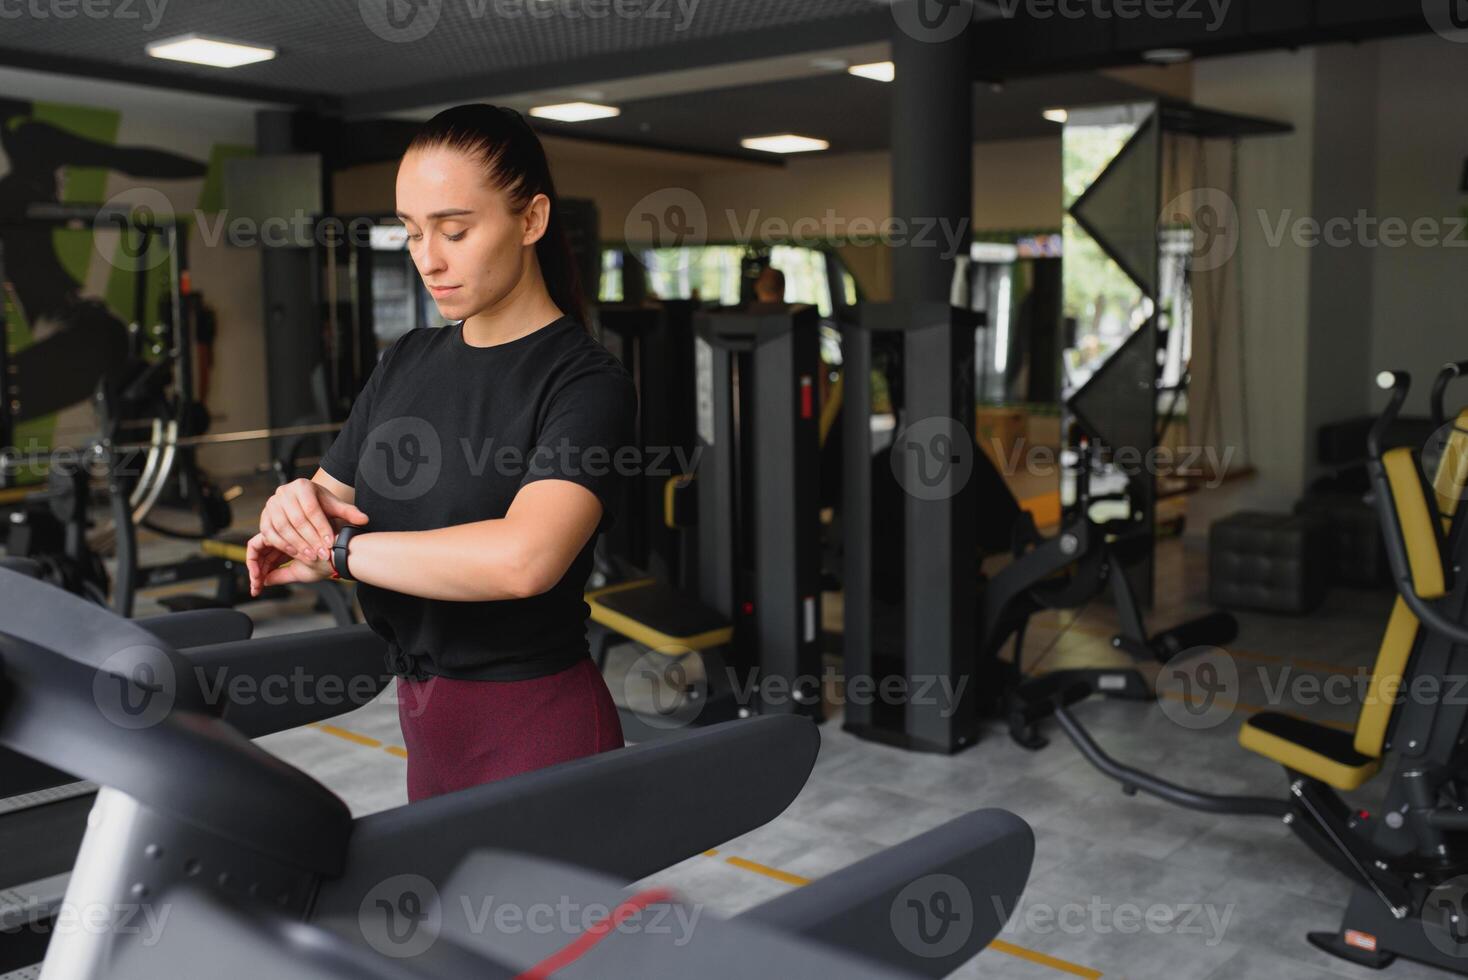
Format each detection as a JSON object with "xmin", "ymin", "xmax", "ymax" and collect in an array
[{"xmin": 417, "ymin": 242, "xmax": 446, "ymax": 276}]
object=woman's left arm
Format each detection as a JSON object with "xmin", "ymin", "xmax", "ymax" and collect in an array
[{"xmin": 340, "ymin": 479, "xmax": 603, "ymax": 601}]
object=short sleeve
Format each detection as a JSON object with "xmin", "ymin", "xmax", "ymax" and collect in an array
[
  {"xmin": 520, "ymin": 364, "xmax": 639, "ymax": 531},
  {"xmin": 320, "ymin": 334, "xmax": 407, "ymax": 486}
]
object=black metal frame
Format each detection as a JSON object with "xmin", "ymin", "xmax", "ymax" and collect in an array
[
  {"xmin": 842, "ymin": 302, "xmax": 981, "ymax": 753},
  {"xmin": 695, "ymin": 305, "xmax": 824, "ymax": 720}
]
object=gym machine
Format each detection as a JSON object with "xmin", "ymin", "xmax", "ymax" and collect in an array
[
  {"xmin": 841, "ymin": 302, "xmax": 1235, "ymax": 754},
  {"xmin": 1049, "ymin": 361, "xmax": 1468, "ymax": 973},
  {"xmin": 586, "ymin": 304, "xmax": 826, "ymax": 738},
  {"xmin": 0, "ymin": 566, "xmax": 1036, "ymax": 979},
  {"xmin": 0, "ymin": 564, "xmax": 389, "ymax": 974}
]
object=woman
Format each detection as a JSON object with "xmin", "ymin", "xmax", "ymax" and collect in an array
[{"xmin": 245, "ymin": 104, "xmax": 633, "ymax": 802}]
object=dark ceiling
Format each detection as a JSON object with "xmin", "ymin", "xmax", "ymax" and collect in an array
[
  {"xmin": 0, "ymin": 0, "xmax": 892, "ymax": 108},
  {"xmin": 0, "ymin": 0, "xmax": 1437, "ymax": 162},
  {"xmin": 0, "ymin": 0, "xmax": 1436, "ymax": 113},
  {"xmin": 528, "ymin": 70, "xmax": 1162, "ymax": 157}
]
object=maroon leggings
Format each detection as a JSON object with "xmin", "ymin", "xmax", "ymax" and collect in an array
[{"xmin": 395, "ymin": 658, "xmax": 624, "ymax": 803}]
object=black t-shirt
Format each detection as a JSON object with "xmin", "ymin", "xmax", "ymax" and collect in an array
[{"xmin": 320, "ymin": 316, "xmax": 637, "ymax": 681}]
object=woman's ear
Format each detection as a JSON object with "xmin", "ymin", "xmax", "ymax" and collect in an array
[{"xmin": 522, "ymin": 193, "xmax": 551, "ymax": 246}]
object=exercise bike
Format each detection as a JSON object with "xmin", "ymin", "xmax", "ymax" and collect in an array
[{"xmin": 1046, "ymin": 360, "xmax": 1468, "ymax": 972}]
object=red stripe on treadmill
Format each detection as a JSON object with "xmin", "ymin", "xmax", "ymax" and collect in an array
[{"xmin": 512, "ymin": 887, "xmax": 679, "ymax": 980}]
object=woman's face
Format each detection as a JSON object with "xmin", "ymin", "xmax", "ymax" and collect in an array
[{"xmin": 396, "ymin": 146, "xmax": 547, "ymax": 321}]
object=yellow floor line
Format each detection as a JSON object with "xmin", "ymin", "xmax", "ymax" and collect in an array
[
  {"xmin": 989, "ymin": 939, "xmax": 1104, "ymax": 979},
  {"xmin": 309, "ymin": 722, "xmax": 409, "ymax": 759},
  {"xmin": 713, "ymin": 853, "xmax": 1102, "ymax": 976},
  {"xmin": 316, "ymin": 724, "xmax": 381, "ymax": 748},
  {"xmin": 723, "ymin": 856, "xmax": 811, "ymax": 887}
]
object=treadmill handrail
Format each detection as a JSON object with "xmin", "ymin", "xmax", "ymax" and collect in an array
[{"xmin": 0, "ymin": 639, "xmax": 351, "ymax": 875}]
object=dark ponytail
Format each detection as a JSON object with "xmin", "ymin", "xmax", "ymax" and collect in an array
[{"xmin": 406, "ymin": 104, "xmax": 587, "ymax": 327}]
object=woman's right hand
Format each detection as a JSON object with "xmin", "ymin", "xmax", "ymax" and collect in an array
[{"xmin": 256, "ymin": 478, "xmax": 371, "ymax": 565}]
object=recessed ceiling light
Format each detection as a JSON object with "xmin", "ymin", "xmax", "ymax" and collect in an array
[
  {"xmin": 528, "ymin": 102, "xmax": 621, "ymax": 122},
  {"xmin": 1042, "ymin": 107, "xmax": 1068, "ymax": 124},
  {"xmin": 740, "ymin": 134, "xmax": 830, "ymax": 154},
  {"xmin": 146, "ymin": 34, "xmax": 276, "ymax": 68},
  {"xmin": 848, "ymin": 61, "xmax": 895, "ymax": 82},
  {"xmin": 1142, "ymin": 47, "xmax": 1192, "ymax": 64}
]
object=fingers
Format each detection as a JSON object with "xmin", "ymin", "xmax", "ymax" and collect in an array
[
  {"xmin": 246, "ymin": 534, "xmax": 290, "ymax": 597},
  {"xmin": 261, "ymin": 556, "xmax": 329, "ymax": 589},
  {"xmin": 318, "ymin": 491, "xmax": 371, "ymax": 527},
  {"xmin": 283, "ymin": 481, "xmax": 335, "ymax": 558},
  {"xmin": 263, "ymin": 481, "xmax": 332, "ymax": 562}
]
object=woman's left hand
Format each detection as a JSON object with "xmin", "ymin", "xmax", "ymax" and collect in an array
[{"xmin": 246, "ymin": 532, "xmax": 334, "ymax": 596}]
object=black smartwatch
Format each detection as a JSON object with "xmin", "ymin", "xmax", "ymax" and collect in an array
[{"xmin": 331, "ymin": 526, "xmax": 365, "ymax": 581}]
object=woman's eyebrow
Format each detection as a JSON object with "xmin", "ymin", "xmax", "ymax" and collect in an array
[{"xmin": 395, "ymin": 208, "xmax": 475, "ymax": 221}]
